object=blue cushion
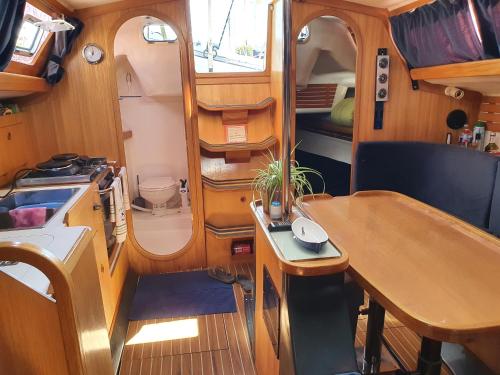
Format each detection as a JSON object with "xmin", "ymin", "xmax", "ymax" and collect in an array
[
  {"xmin": 489, "ymin": 161, "xmax": 500, "ymax": 236},
  {"xmin": 355, "ymin": 142, "xmax": 499, "ymax": 230}
]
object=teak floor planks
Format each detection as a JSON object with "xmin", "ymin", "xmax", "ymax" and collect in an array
[{"xmin": 120, "ymin": 264, "xmax": 452, "ymax": 375}]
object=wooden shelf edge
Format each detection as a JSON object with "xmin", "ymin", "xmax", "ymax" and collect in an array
[
  {"xmin": 410, "ymin": 59, "xmax": 500, "ymax": 81},
  {"xmin": 205, "ymin": 223, "xmax": 255, "ymax": 239},
  {"xmin": 198, "ymin": 97, "xmax": 275, "ymax": 112},
  {"xmin": 0, "ymin": 72, "xmax": 50, "ymax": 94},
  {"xmin": 200, "ymin": 136, "xmax": 277, "ymax": 153}
]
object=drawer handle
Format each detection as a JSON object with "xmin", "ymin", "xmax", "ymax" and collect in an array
[
  {"xmin": 240, "ymin": 196, "xmax": 246, "ymax": 203},
  {"xmin": 93, "ymin": 204, "xmax": 102, "ymax": 211},
  {"xmin": 101, "ymin": 264, "xmax": 105, "ymax": 273}
]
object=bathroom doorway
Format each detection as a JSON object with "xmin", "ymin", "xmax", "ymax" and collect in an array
[
  {"xmin": 293, "ymin": 15, "xmax": 358, "ymax": 196},
  {"xmin": 114, "ymin": 15, "xmax": 192, "ymax": 256}
]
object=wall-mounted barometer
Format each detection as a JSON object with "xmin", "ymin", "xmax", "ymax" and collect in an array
[{"xmin": 82, "ymin": 44, "xmax": 104, "ymax": 64}]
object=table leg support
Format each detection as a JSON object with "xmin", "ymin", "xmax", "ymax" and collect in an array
[
  {"xmin": 417, "ymin": 337, "xmax": 442, "ymax": 375},
  {"xmin": 363, "ymin": 298, "xmax": 386, "ymax": 374}
]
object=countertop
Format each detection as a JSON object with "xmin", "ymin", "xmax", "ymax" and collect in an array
[{"xmin": 0, "ymin": 184, "xmax": 91, "ymax": 296}]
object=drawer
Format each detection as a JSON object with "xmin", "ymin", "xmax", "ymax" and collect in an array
[
  {"xmin": 206, "ymin": 227, "xmax": 255, "ymax": 266},
  {"xmin": 203, "ymin": 186, "xmax": 254, "ymax": 227}
]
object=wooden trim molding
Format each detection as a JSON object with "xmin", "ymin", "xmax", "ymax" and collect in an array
[
  {"xmin": 302, "ymin": 0, "xmax": 389, "ymax": 19},
  {"xmin": 410, "ymin": 59, "xmax": 500, "ymax": 81},
  {"xmin": 389, "ymin": 0, "xmax": 435, "ymax": 17}
]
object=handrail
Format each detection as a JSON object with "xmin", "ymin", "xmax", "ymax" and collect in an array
[{"xmin": 0, "ymin": 242, "xmax": 85, "ymax": 375}]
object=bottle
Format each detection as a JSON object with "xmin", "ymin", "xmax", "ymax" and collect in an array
[
  {"xmin": 472, "ymin": 121, "xmax": 486, "ymax": 151},
  {"xmin": 270, "ymin": 201, "xmax": 282, "ymax": 220},
  {"xmin": 485, "ymin": 132, "xmax": 499, "ymax": 154},
  {"xmin": 459, "ymin": 124, "xmax": 473, "ymax": 147}
]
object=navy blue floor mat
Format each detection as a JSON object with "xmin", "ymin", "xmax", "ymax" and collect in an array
[{"xmin": 128, "ymin": 270, "xmax": 237, "ymax": 321}]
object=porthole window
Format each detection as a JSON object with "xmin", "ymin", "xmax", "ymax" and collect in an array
[
  {"xmin": 297, "ymin": 25, "xmax": 310, "ymax": 43},
  {"xmin": 143, "ymin": 22, "xmax": 177, "ymax": 43}
]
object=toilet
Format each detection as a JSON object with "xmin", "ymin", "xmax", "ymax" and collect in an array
[{"xmin": 138, "ymin": 176, "xmax": 177, "ymax": 215}]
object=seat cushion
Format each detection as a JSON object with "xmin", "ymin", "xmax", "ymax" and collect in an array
[
  {"xmin": 489, "ymin": 161, "xmax": 500, "ymax": 236},
  {"xmin": 355, "ymin": 142, "xmax": 499, "ymax": 230}
]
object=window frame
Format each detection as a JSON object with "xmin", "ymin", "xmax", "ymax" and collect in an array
[
  {"xmin": 15, "ymin": 15, "xmax": 46, "ymax": 57},
  {"xmin": 194, "ymin": 3, "xmax": 273, "ymax": 81}
]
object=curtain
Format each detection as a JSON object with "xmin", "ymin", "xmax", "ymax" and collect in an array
[
  {"xmin": 43, "ymin": 17, "xmax": 84, "ymax": 84},
  {"xmin": 390, "ymin": 0, "xmax": 485, "ymax": 68},
  {"xmin": 0, "ymin": 0, "xmax": 26, "ymax": 71},
  {"xmin": 474, "ymin": 0, "xmax": 500, "ymax": 57}
]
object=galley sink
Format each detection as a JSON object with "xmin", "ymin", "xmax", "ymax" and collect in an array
[{"xmin": 0, "ymin": 188, "xmax": 80, "ymax": 231}]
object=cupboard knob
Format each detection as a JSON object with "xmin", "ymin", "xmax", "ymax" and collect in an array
[
  {"xmin": 93, "ymin": 204, "xmax": 102, "ymax": 211},
  {"xmin": 240, "ymin": 196, "xmax": 246, "ymax": 203},
  {"xmin": 101, "ymin": 264, "xmax": 105, "ymax": 273},
  {"xmin": 7, "ymin": 132, "xmax": 11, "ymax": 141}
]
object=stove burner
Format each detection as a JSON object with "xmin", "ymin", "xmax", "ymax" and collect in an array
[
  {"xmin": 36, "ymin": 160, "xmax": 73, "ymax": 171},
  {"xmin": 52, "ymin": 153, "xmax": 79, "ymax": 162}
]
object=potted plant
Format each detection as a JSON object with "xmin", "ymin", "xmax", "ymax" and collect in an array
[{"xmin": 252, "ymin": 150, "xmax": 324, "ymax": 213}]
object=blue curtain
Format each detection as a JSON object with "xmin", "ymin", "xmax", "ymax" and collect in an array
[
  {"xmin": 474, "ymin": 0, "xmax": 500, "ymax": 57},
  {"xmin": 43, "ymin": 17, "xmax": 84, "ymax": 84},
  {"xmin": 390, "ymin": 0, "xmax": 486, "ymax": 68},
  {"xmin": 0, "ymin": 0, "xmax": 26, "ymax": 71}
]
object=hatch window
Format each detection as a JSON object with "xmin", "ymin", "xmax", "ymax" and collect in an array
[
  {"xmin": 190, "ymin": 0, "xmax": 270, "ymax": 73},
  {"xmin": 143, "ymin": 23, "xmax": 178, "ymax": 43},
  {"xmin": 12, "ymin": 3, "xmax": 51, "ymax": 64},
  {"xmin": 15, "ymin": 17, "xmax": 44, "ymax": 55}
]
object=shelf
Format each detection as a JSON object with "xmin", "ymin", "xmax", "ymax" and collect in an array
[
  {"xmin": 199, "ymin": 136, "xmax": 277, "ymax": 153},
  {"xmin": 410, "ymin": 59, "xmax": 500, "ymax": 80},
  {"xmin": 201, "ymin": 153, "xmax": 269, "ymax": 181},
  {"xmin": 198, "ymin": 97, "xmax": 275, "ymax": 112},
  {"xmin": 0, "ymin": 72, "xmax": 49, "ymax": 98},
  {"xmin": 205, "ymin": 223, "xmax": 255, "ymax": 239}
]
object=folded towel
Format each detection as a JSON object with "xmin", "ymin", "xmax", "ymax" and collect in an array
[
  {"xmin": 110, "ymin": 177, "xmax": 127, "ymax": 244},
  {"xmin": 9, "ymin": 207, "xmax": 47, "ymax": 228},
  {"xmin": 118, "ymin": 167, "xmax": 131, "ymax": 211}
]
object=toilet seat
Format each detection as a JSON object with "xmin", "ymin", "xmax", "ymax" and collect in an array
[{"xmin": 139, "ymin": 176, "xmax": 176, "ymax": 191}]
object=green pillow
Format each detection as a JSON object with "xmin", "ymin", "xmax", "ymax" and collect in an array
[{"xmin": 331, "ymin": 98, "xmax": 354, "ymax": 127}]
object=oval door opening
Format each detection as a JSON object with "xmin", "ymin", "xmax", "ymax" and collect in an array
[
  {"xmin": 114, "ymin": 15, "xmax": 193, "ymax": 256},
  {"xmin": 294, "ymin": 15, "xmax": 358, "ymax": 197}
]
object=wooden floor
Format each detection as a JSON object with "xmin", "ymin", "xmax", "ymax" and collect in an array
[
  {"xmin": 120, "ymin": 264, "xmax": 452, "ymax": 375},
  {"xmin": 120, "ymin": 263, "xmax": 256, "ymax": 375}
]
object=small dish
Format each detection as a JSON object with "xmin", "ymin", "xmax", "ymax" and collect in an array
[{"xmin": 291, "ymin": 217, "xmax": 328, "ymax": 253}]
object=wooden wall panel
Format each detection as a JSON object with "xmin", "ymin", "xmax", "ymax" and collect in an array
[
  {"xmin": 16, "ymin": 0, "xmax": 206, "ymax": 275},
  {"xmin": 292, "ymin": 1, "xmax": 481, "ymax": 148},
  {"xmin": 296, "ymin": 83, "xmax": 337, "ymax": 109}
]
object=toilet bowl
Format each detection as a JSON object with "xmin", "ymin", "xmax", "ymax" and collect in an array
[{"xmin": 139, "ymin": 176, "xmax": 177, "ymax": 215}]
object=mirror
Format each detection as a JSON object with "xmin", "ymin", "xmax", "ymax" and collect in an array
[
  {"xmin": 114, "ymin": 16, "xmax": 193, "ymax": 256},
  {"xmin": 294, "ymin": 16, "xmax": 357, "ymax": 197}
]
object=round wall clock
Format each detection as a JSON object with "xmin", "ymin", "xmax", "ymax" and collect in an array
[{"xmin": 82, "ymin": 43, "xmax": 104, "ymax": 64}]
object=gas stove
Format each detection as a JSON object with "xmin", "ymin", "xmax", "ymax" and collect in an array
[{"xmin": 16, "ymin": 154, "xmax": 108, "ymax": 187}]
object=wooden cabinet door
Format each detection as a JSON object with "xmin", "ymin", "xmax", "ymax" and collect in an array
[
  {"xmin": 0, "ymin": 119, "xmax": 29, "ymax": 185},
  {"xmin": 66, "ymin": 184, "xmax": 114, "ymax": 331}
]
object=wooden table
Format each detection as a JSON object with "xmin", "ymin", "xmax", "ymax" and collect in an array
[{"xmin": 301, "ymin": 191, "xmax": 500, "ymax": 375}]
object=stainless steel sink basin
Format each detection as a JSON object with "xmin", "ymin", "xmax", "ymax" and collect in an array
[{"xmin": 0, "ymin": 188, "xmax": 79, "ymax": 231}]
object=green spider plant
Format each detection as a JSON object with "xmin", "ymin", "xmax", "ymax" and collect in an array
[{"xmin": 252, "ymin": 149, "xmax": 325, "ymax": 208}]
